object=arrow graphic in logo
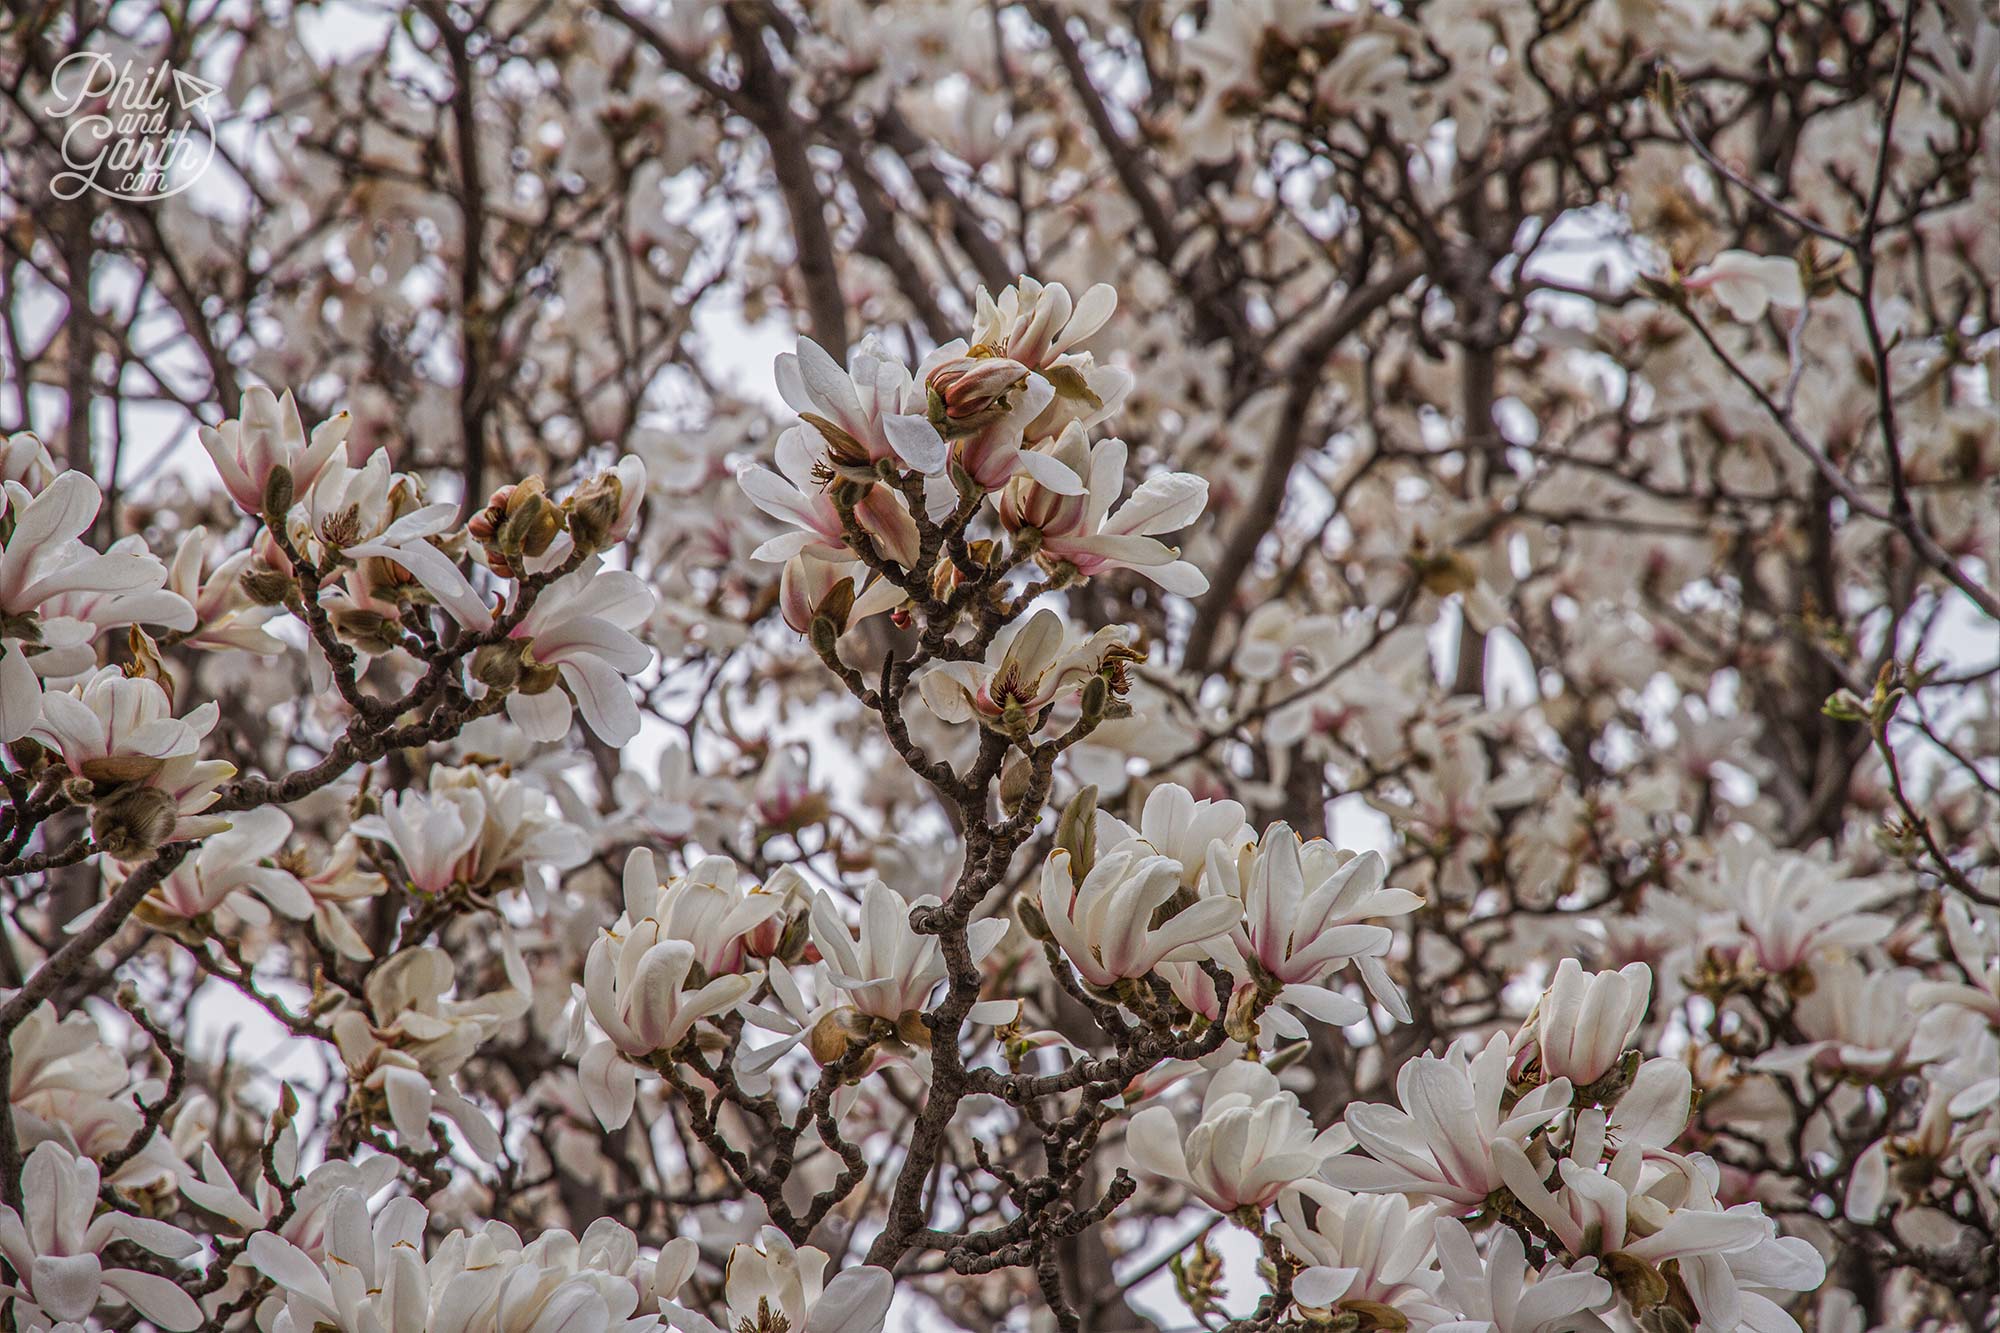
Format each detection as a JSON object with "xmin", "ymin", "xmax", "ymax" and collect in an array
[{"xmin": 170, "ymin": 68, "xmax": 220, "ymax": 112}]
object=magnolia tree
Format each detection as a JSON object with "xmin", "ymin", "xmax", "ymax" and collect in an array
[{"xmin": 0, "ymin": 1, "xmax": 1997, "ymax": 1331}]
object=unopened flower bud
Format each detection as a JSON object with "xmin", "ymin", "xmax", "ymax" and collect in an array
[
  {"xmin": 564, "ymin": 471, "xmax": 625, "ymax": 554},
  {"xmin": 261, "ymin": 464, "xmax": 295, "ymax": 527},
  {"xmin": 808, "ymin": 615, "xmax": 840, "ymax": 662},
  {"xmin": 1079, "ymin": 674, "xmax": 1109, "ymax": 725},
  {"xmin": 472, "ymin": 639, "xmax": 527, "ymax": 691},
  {"xmin": 329, "ymin": 606, "xmax": 404, "ymax": 656},
  {"xmin": 472, "ymin": 477, "xmax": 560, "ymax": 578},
  {"xmin": 998, "ymin": 755, "xmax": 1033, "ymax": 812},
  {"xmin": 1054, "ymin": 785, "xmax": 1097, "ymax": 881},
  {"xmin": 238, "ymin": 562, "xmax": 293, "ymax": 606},
  {"xmin": 91, "ymin": 785, "xmax": 179, "ymax": 859},
  {"xmin": 498, "ymin": 487, "xmax": 561, "ymax": 564}
]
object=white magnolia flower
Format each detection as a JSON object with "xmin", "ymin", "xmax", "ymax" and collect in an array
[
  {"xmin": 1207, "ymin": 826, "xmax": 1419, "ymax": 1032},
  {"xmin": 338, "ymin": 500, "xmax": 476, "ymax": 621},
  {"xmin": 1126, "ymin": 1060, "xmax": 1349, "ymax": 1213},
  {"xmin": 971, "ymin": 277, "xmax": 1118, "ymax": 372},
  {"xmin": 353, "ymin": 787, "xmax": 485, "ymax": 896},
  {"xmin": 1431, "ymin": 1217, "xmax": 1613, "ymax": 1333},
  {"xmin": 1096, "ymin": 782, "xmax": 1253, "ymax": 890},
  {"xmin": 0, "ymin": 473, "xmax": 192, "ymax": 741},
  {"xmin": 165, "ymin": 526, "xmax": 285, "ymax": 655},
  {"xmin": 244, "ymin": 1188, "xmax": 427, "ymax": 1333},
  {"xmin": 0, "ymin": 431, "xmax": 58, "ymax": 490},
  {"xmin": 738, "ymin": 428, "xmax": 922, "ymax": 567},
  {"xmin": 576, "ymin": 943, "xmax": 752, "ymax": 1119},
  {"xmin": 917, "ymin": 607, "xmax": 1130, "ymax": 733},
  {"xmin": 1514, "ymin": 959, "xmax": 1653, "ymax": 1086},
  {"xmin": 7, "ymin": 1002, "xmax": 132, "ymax": 1151},
  {"xmin": 425, "ymin": 762, "xmax": 590, "ymax": 898},
  {"xmin": 810, "ymin": 879, "xmax": 1007, "ymax": 1025},
  {"xmin": 330, "ymin": 944, "xmax": 528, "ymax": 1159},
  {"xmin": 183, "ymin": 1114, "xmax": 398, "ymax": 1255},
  {"xmin": 1036, "ymin": 845, "xmax": 1240, "ymax": 989},
  {"xmin": 149, "ymin": 805, "xmax": 312, "ymax": 923},
  {"xmin": 1764, "ymin": 960, "xmax": 1933, "ymax": 1076},
  {"xmin": 30, "ymin": 668, "xmax": 234, "ymax": 855},
  {"xmin": 571, "ymin": 865, "xmax": 770, "ymax": 1128},
  {"xmin": 1323, "ymin": 1033, "xmax": 1574, "ymax": 1211},
  {"xmin": 1911, "ymin": 899, "xmax": 2000, "ymax": 1116},
  {"xmin": 678, "ymin": 1228, "xmax": 894, "ymax": 1333},
  {"xmin": 198, "ymin": 384, "xmax": 350, "ymax": 516},
  {"xmin": 0, "ymin": 1142, "xmax": 204, "ymax": 1330},
  {"xmin": 999, "ymin": 426, "xmax": 1209, "ymax": 594},
  {"xmin": 294, "ymin": 834, "xmax": 390, "ymax": 962},
  {"xmin": 250, "ymin": 1185, "xmax": 681, "ymax": 1333},
  {"xmin": 1274, "ymin": 1179, "xmax": 1446, "ymax": 1322},
  {"xmin": 1517, "ymin": 1143, "xmax": 1825, "ymax": 1331},
  {"xmin": 494, "ymin": 561, "xmax": 657, "ymax": 746},
  {"xmin": 777, "ymin": 335, "xmax": 947, "ymax": 474},
  {"xmin": 1710, "ymin": 841, "xmax": 1899, "ymax": 974},
  {"xmin": 1682, "ymin": 250, "xmax": 1805, "ymax": 322},
  {"xmin": 32, "ymin": 666, "xmax": 216, "ymax": 783},
  {"xmin": 778, "ymin": 551, "xmax": 901, "ymax": 636},
  {"xmin": 919, "ymin": 348, "xmax": 1081, "ymax": 494},
  {"xmin": 621, "ymin": 848, "xmax": 799, "ymax": 977}
]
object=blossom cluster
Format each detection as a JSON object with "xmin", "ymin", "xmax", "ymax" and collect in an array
[{"xmin": 1, "ymin": 0, "xmax": 1997, "ymax": 1327}]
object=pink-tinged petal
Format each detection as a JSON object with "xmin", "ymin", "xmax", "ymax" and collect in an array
[
  {"xmin": 0, "ymin": 643, "xmax": 43, "ymax": 742},
  {"xmin": 1124, "ymin": 1105, "xmax": 1191, "ymax": 1184},
  {"xmin": 1846, "ymin": 1140, "xmax": 1888, "ymax": 1222},
  {"xmin": 102, "ymin": 1266, "xmax": 204, "ymax": 1331},
  {"xmin": 246, "ymin": 1233, "xmax": 338, "ymax": 1318},
  {"xmin": 803, "ymin": 1267, "xmax": 894, "ymax": 1333},
  {"xmin": 1106, "ymin": 472, "xmax": 1208, "ymax": 537},
  {"xmin": 381, "ymin": 1066, "xmax": 437, "ymax": 1148},
  {"xmin": 1062, "ymin": 284, "xmax": 1117, "ymax": 348},
  {"xmin": 1317, "ymin": 1155, "xmax": 1431, "ymax": 1195},
  {"xmin": 32, "ymin": 1252, "xmax": 105, "ymax": 1321},
  {"xmin": 1609, "ymin": 1059, "xmax": 1691, "ymax": 1149},
  {"xmin": 1729, "ymin": 1235, "xmax": 1824, "ymax": 1291},
  {"xmin": 1493, "ymin": 1140, "xmax": 1582, "ymax": 1253},
  {"xmin": 12, "ymin": 472, "xmax": 102, "ymax": 563},
  {"xmin": 101, "ymin": 1213, "xmax": 200, "ymax": 1260},
  {"xmin": 18, "ymin": 552, "xmax": 172, "ymax": 607},
  {"xmin": 752, "ymin": 530, "xmax": 823, "ymax": 564},
  {"xmin": 350, "ymin": 537, "xmax": 494, "ymax": 632},
  {"xmin": 1276, "ymin": 983, "xmax": 1366, "ymax": 1027},
  {"xmin": 854, "ymin": 487, "xmax": 921, "ymax": 568},
  {"xmin": 882, "ymin": 413, "xmax": 947, "ymax": 474},
  {"xmin": 375, "ymin": 502, "xmax": 460, "ymax": 543},
  {"xmin": 559, "ymin": 658, "xmax": 641, "ymax": 746},
  {"xmin": 1148, "ymin": 895, "xmax": 1243, "ymax": 962},
  {"xmin": 1291, "ymin": 1265, "xmax": 1359, "ymax": 1310},
  {"xmin": 738, "ymin": 465, "xmax": 827, "ymax": 531},
  {"xmin": 534, "ymin": 616, "xmax": 653, "ymax": 674},
  {"xmin": 794, "ymin": 338, "xmax": 865, "ymax": 425},
  {"xmin": 507, "ymin": 687, "xmax": 573, "ymax": 742},
  {"xmin": 774, "ymin": 351, "xmax": 812, "ymax": 414}
]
